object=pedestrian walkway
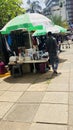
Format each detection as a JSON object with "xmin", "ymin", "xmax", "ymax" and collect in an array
[{"xmin": 0, "ymin": 44, "xmax": 73, "ymax": 130}]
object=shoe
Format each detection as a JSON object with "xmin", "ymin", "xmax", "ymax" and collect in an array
[
  {"xmin": 53, "ymin": 71, "xmax": 58, "ymax": 74},
  {"xmin": 53, "ymin": 71, "xmax": 61, "ymax": 76}
]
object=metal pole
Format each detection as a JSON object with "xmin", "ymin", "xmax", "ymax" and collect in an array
[{"xmin": 28, "ymin": 31, "xmax": 32, "ymax": 48}]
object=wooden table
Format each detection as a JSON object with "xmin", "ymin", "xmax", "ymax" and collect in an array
[{"xmin": 9, "ymin": 57, "xmax": 49, "ymax": 74}]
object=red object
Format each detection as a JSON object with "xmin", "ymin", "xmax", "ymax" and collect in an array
[
  {"xmin": 32, "ymin": 37, "xmax": 37, "ymax": 45},
  {"xmin": 39, "ymin": 63, "xmax": 46, "ymax": 73},
  {"xmin": 0, "ymin": 62, "xmax": 6, "ymax": 74}
]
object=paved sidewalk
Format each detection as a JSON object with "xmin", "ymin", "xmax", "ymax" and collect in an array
[{"xmin": 0, "ymin": 44, "xmax": 73, "ymax": 130}]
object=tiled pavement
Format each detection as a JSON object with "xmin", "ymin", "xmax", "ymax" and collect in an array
[{"xmin": 0, "ymin": 44, "xmax": 73, "ymax": 129}]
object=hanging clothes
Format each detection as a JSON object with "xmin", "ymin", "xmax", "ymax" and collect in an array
[{"xmin": 7, "ymin": 34, "xmax": 12, "ymax": 46}]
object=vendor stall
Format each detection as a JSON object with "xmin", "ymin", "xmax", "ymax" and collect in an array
[
  {"xmin": 0, "ymin": 13, "xmax": 51, "ymax": 75},
  {"xmin": 8, "ymin": 48, "xmax": 49, "ymax": 76}
]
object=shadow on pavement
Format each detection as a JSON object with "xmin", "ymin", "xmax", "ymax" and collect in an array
[
  {"xmin": 3, "ymin": 70, "xmax": 62, "ymax": 84},
  {"xmin": 3, "ymin": 72, "xmax": 51, "ymax": 84},
  {"xmin": 59, "ymin": 58, "xmax": 67, "ymax": 63},
  {"xmin": 46, "ymin": 71, "xmax": 61, "ymax": 80}
]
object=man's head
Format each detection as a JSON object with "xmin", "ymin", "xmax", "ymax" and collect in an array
[{"xmin": 48, "ymin": 31, "xmax": 52, "ymax": 37}]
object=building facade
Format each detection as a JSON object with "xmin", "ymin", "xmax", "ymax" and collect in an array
[
  {"xmin": 44, "ymin": 0, "xmax": 59, "ymax": 14},
  {"xmin": 44, "ymin": 0, "xmax": 73, "ymax": 24},
  {"xmin": 66, "ymin": 0, "xmax": 73, "ymax": 25},
  {"xmin": 44, "ymin": 0, "xmax": 66, "ymax": 20}
]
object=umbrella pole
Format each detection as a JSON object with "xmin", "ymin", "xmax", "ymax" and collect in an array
[{"xmin": 28, "ymin": 31, "xmax": 32, "ymax": 48}]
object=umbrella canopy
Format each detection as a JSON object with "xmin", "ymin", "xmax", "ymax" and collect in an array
[
  {"xmin": 47, "ymin": 26, "xmax": 60, "ymax": 33},
  {"xmin": 0, "ymin": 13, "xmax": 53, "ymax": 34},
  {"xmin": 32, "ymin": 28, "xmax": 47, "ymax": 36},
  {"xmin": 54, "ymin": 25, "xmax": 67, "ymax": 33},
  {"xmin": 32, "ymin": 25, "xmax": 60, "ymax": 36}
]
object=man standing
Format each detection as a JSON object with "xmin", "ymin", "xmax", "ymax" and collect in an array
[{"xmin": 46, "ymin": 32, "xmax": 59, "ymax": 74}]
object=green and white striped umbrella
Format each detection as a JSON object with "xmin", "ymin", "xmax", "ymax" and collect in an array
[
  {"xmin": 32, "ymin": 25, "xmax": 60, "ymax": 36},
  {"xmin": 32, "ymin": 27, "xmax": 47, "ymax": 36},
  {"xmin": 0, "ymin": 13, "xmax": 53, "ymax": 34},
  {"xmin": 55, "ymin": 25, "xmax": 67, "ymax": 33}
]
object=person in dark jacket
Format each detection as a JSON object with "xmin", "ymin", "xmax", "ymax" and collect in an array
[{"xmin": 46, "ymin": 32, "xmax": 59, "ymax": 74}]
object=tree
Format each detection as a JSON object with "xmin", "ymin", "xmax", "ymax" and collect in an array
[
  {"xmin": 49, "ymin": 15, "xmax": 68, "ymax": 28},
  {"xmin": 26, "ymin": 0, "xmax": 42, "ymax": 13},
  {"xmin": 0, "ymin": 0, "xmax": 25, "ymax": 29}
]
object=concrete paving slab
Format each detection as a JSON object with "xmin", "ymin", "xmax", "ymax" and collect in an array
[
  {"xmin": 0, "ymin": 82, "xmax": 12, "ymax": 91},
  {"xmin": 70, "ymin": 77, "xmax": 73, "ymax": 82},
  {"xmin": 0, "ymin": 91, "xmax": 23, "ymax": 102},
  {"xmin": 0, "ymin": 91, "xmax": 5, "ymax": 96},
  {"xmin": 70, "ymin": 78, "xmax": 73, "ymax": 85},
  {"xmin": 8, "ymin": 83, "xmax": 31, "ymax": 92},
  {"xmin": 34, "ymin": 78, "xmax": 48, "ymax": 84},
  {"xmin": 60, "ymin": 68, "xmax": 70, "ymax": 72},
  {"xmin": 69, "ymin": 92, "xmax": 73, "ymax": 104},
  {"xmin": 69, "ymin": 105, "xmax": 73, "ymax": 125},
  {"xmin": 70, "ymin": 74, "xmax": 73, "ymax": 85},
  {"xmin": 0, "ymin": 102, "xmax": 13, "ymax": 118},
  {"xmin": 18, "ymin": 92, "xmax": 45, "ymax": 103},
  {"xmin": 70, "ymin": 84, "xmax": 73, "ymax": 91},
  {"xmin": 0, "ymin": 121, "xmax": 30, "ymax": 130},
  {"xmin": 0, "ymin": 81, "xmax": 13, "ymax": 86},
  {"xmin": 18, "ymin": 75, "xmax": 38, "ymax": 83},
  {"xmin": 21, "ymin": 74, "xmax": 39, "ymax": 79},
  {"xmin": 0, "ymin": 79, "xmax": 3, "ymax": 83},
  {"xmin": 27, "ymin": 83, "xmax": 48, "ymax": 91},
  {"xmin": 42, "ymin": 92, "xmax": 68, "ymax": 104},
  {"xmin": 3, "ymin": 76, "xmax": 35, "ymax": 85},
  {"xmin": 4, "ymin": 104, "xmax": 39, "ymax": 122},
  {"xmin": 56, "ymin": 72, "xmax": 69, "ymax": 78},
  {"xmin": 29, "ymin": 123, "xmax": 67, "ymax": 130},
  {"xmin": 54, "ymin": 76, "xmax": 69, "ymax": 80},
  {"xmin": 47, "ymin": 83, "xmax": 68, "ymax": 92},
  {"xmin": 0, "ymin": 44, "xmax": 73, "ymax": 129},
  {"xmin": 34, "ymin": 104, "xmax": 68, "ymax": 124},
  {"xmin": 68, "ymin": 126, "xmax": 73, "ymax": 130},
  {"xmin": 58, "ymin": 69, "xmax": 69, "ymax": 73},
  {"xmin": 38, "ymin": 75, "xmax": 52, "ymax": 80},
  {"xmin": 70, "ymin": 74, "xmax": 73, "ymax": 79},
  {"xmin": 19, "ymin": 78, "xmax": 35, "ymax": 83},
  {"xmin": 55, "ymin": 76, "xmax": 69, "ymax": 81},
  {"xmin": 70, "ymin": 68, "xmax": 73, "ymax": 71},
  {"xmin": 51, "ymin": 78, "xmax": 69, "ymax": 84},
  {"xmin": 61, "ymin": 64, "xmax": 71, "ymax": 69}
]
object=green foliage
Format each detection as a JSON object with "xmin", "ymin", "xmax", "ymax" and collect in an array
[
  {"xmin": 0, "ymin": 0, "xmax": 25, "ymax": 29},
  {"xmin": 49, "ymin": 15, "xmax": 68, "ymax": 29},
  {"xmin": 49, "ymin": 15, "xmax": 62, "ymax": 26}
]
